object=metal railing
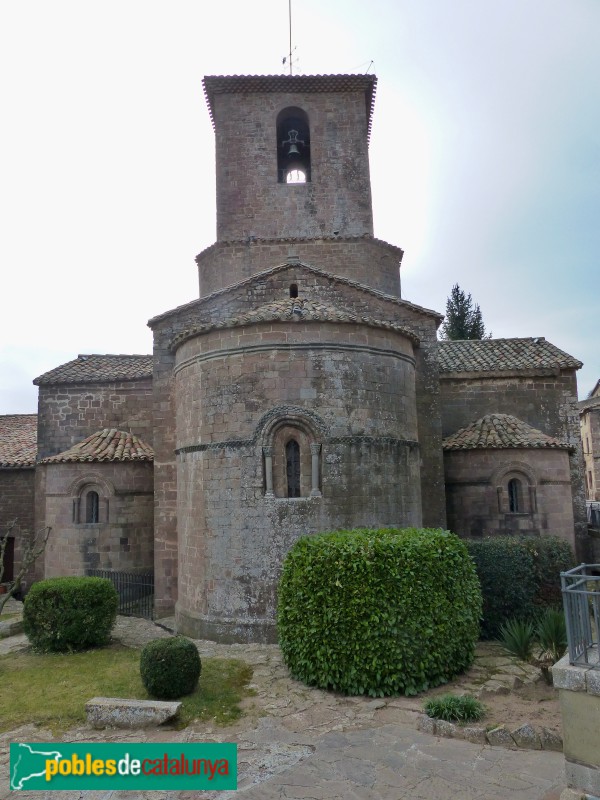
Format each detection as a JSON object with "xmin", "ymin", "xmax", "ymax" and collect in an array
[
  {"xmin": 87, "ymin": 569, "xmax": 154, "ymax": 620},
  {"xmin": 561, "ymin": 563, "xmax": 600, "ymax": 668}
]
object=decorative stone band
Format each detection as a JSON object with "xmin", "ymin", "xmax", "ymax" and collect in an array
[
  {"xmin": 175, "ymin": 435, "xmax": 420, "ymax": 455},
  {"xmin": 173, "ymin": 341, "xmax": 416, "ymax": 375}
]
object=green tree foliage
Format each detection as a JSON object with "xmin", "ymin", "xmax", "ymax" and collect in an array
[
  {"xmin": 440, "ymin": 284, "xmax": 491, "ymax": 340},
  {"xmin": 277, "ymin": 528, "xmax": 482, "ymax": 697},
  {"xmin": 465, "ymin": 536, "xmax": 575, "ymax": 638}
]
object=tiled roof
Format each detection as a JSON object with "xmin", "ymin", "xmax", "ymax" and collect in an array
[
  {"xmin": 169, "ymin": 297, "xmax": 421, "ymax": 350},
  {"xmin": 149, "ymin": 261, "xmax": 442, "ymax": 327},
  {"xmin": 443, "ymin": 414, "xmax": 570, "ymax": 451},
  {"xmin": 40, "ymin": 429, "xmax": 153, "ymax": 464},
  {"xmin": 438, "ymin": 338, "xmax": 582, "ymax": 374},
  {"xmin": 195, "ymin": 234, "xmax": 404, "ymax": 261},
  {"xmin": 34, "ymin": 355, "xmax": 153, "ymax": 386},
  {"xmin": 579, "ymin": 396, "xmax": 600, "ymax": 413},
  {"xmin": 0, "ymin": 415, "xmax": 37, "ymax": 468},
  {"xmin": 203, "ymin": 74, "xmax": 377, "ymax": 138}
]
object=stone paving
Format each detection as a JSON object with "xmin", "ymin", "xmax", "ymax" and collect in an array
[{"xmin": 0, "ymin": 612, "xmax": 567, "ymax": 799}]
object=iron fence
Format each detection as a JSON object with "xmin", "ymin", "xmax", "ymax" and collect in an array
[
  {"xmin": 561, "ymin": 563, "xmax": 600, "ymax": 668},
  {"xmin": 87, "ymin": 569, "xmax": 154, "ymax": 620}
]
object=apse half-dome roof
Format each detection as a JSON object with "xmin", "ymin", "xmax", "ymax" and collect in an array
[
  {"xmin": 40, "ymin": 429, "xmax": 154, "ymax": 464},
  {"xmin": 169, "ymin": 297, "xmax": 420, "ymax": 351},
  {"xmin": 443, "ymin": 414, "xmax": 570, "ymax": 451}
]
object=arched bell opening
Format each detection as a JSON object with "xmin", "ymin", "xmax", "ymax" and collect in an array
[{"xmin": 277, "ymin": 107, "xmax": 311, "ymax": 184}]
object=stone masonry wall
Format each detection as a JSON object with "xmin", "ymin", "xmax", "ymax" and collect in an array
[
  {"xmin": 440, "ymin": 371, "xmax": 587, "ymax": 558},
  {"xmin": 444, "ymin": 448, "xmax": 575, "ymax": 545},
  {"xmin": 581, "ymin": 407, "xmax": 600, "ymax": 501},
  {"xmin": 151, "ymin": 263, "xmax": 447, "ymax": 534},
  {"xmin": 36, "ymin": 379, "xmax": 154, "ymax": 460},
  {"xmin": 197, "ymin": 238, "xmax": 402, "ymax": 298},
  {"xmin": 42, "ymin": 462, "xmax": 154, "ymax": 577},
  {"xmin": 173, "ymin": 320, "xmax": 422, "ymax": 641},
  {"xmin": 212, "ymin": 90, "xmax": 374, "ymax": 242},
  {"xmin": 0, "ymin": 468, "xmax": 35, "ymax": 588}
]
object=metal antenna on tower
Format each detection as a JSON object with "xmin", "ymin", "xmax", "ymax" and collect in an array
[{"xmin": 288, "ymin": 0, "xmax": 293, "ymax": 75}]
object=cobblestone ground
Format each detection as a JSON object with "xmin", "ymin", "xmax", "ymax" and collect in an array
[{"xmin": 0, "ymin": 613, "xmax": 566, "ymax": 799}]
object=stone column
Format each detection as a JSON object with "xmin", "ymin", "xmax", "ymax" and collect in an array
[
  {"xmin": 310, "ymin": 443, "xmax": 322, "ymax": 497},
  {"xmin": 263, "ymin": 447, "xmax": 274, "ymax": 497}
]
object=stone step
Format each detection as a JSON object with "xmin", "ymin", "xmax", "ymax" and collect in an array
[{"xmin": 85, "ymin": 697, "xmax": 181, "ymax": 729}]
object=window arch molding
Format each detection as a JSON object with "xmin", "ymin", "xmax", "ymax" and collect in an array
[
  {"xmin": 259, "ymin": 409, "xmax": 324, "ymax": 499},
  {"xmin": 491, "ymin": 461, "xmax": 537, "ymax": 515},
  {"xmin": 68, "ymin": 473, "xmax": 114, "ymax": 525}
]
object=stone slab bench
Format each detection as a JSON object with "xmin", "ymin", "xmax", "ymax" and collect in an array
[
  {"xmin": 0, "ymin": 618, "xmax": 23, "ymax": 638},
  {"xmin": 86, "ymin": 697, "xmax": 181, "ymax": 729}
]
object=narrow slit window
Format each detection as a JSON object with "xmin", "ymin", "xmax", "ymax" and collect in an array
[
  {"xmin": 286, "ymin": 439, "xmax": 301, "ymax": 498},
  {"xmin": 86, "ymin": 491, "xmax": 100, "ymax": 523},
  {"xmin": 508, "ymin": 478, "xmax": 521, "ymax": 513},
  {"xmin": 290, "ymin": 283, "xmax": 298, "ymax": 298}
]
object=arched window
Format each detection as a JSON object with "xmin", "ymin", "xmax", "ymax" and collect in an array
[
  {"xmin": 277, "ymin": 107, "xmax": 311, "ymax": 184},
  {"xmin": 286, "ymin": 439, "xmax": 301, "ymax": 498},
  {"xmin": 86, "ymin": 491, "xmax": 100, "ymax": 523},
  {"xmin": 508, "ymin": 478, "xmax": 522, "ymax": 513},
  {"xmin": 289, "ymin": 283, "xmax": 298, "ymax": 298}
]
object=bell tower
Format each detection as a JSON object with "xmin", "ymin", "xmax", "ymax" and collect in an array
[
  {"xmin": 202, "ymin": 75, "xmax": 377, "ymax": 242},
  {"xmin": 197, "ymin": 74, "xmax": 403, "ymax": 298}
]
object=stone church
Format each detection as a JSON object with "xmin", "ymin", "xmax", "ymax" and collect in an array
[{"xmin": 0, "ymin": 74, "xmax": 587, "ymax": 642}]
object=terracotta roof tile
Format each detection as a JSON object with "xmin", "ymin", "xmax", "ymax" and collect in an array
[
  {"xmin": 34, "ymin": 355, "xmax": 153, "ymax": 386},
  {"xmin": 40, "ymin": 429, "xmax": 153, "ymax": 464},
  {"xmin": 0, "ymin": 414, "xmax": 37, "ymax": 468},
  {"xmin": 169, "ymin": 297, "xmax": 420, "ymax": 350},
  {"xmin": 579, "ymin": 396, "xmax": 600, "ymax": 413},
  {"xmin": 438, "ymin": 338, "xmax": 582, "ymax": 374},
  {"xmin": 149, "ymin": 261, "xmax": 442, "ymax": 327},
  {"xmin": 203, "ymin": 74, "xmax": 377, "ymax": 138},
  {"xmin": 443, "ymin": 414, "xmax": 569, "ymax": 451}
]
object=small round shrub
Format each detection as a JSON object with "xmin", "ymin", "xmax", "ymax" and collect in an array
[
  {"xmin": 140, "ymin": 637, "xmax": 201, "ymax": 699},
  {"xmin": 424, "ymin": 694, "xmax": 485, "ymax": 723},
  {"xmin": 277, "ymin": 528, "xmax": 482, "ymax": 697},
  {"xmin": 23, "ymin": 576, "xmax": 118, "ymax": 652}
]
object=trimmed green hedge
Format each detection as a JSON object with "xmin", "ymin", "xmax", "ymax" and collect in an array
[
  {"xmin": 23, "ymin": 576, "xmax": 118, "ymax": 652},
  {"xmin": 465, "ymin": 536, "xmax": 575, "ymax": 638},
  {"xmin": 140, "ymin": 637, "xmax": 201, "ymax": 699},
  {"xmin": 277, "ymin": 528, "xmax": 482, "ymax": 697}
]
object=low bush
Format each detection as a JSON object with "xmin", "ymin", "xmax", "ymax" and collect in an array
[
  {"xmin": 465, "ymin": 536, "xmax": 575, "ymax": 638},
  {"xmin": 277, "ymin": 528, "xmax": 482, "ymax": 697},
  {"xmin": 536, "ymin": 607, "xmax": 567, "ymax": 663},
  {"xmin": 499, "ymin": 618, "xmax": 536, "ymax": 662},
  {"xmin": 23, "ymin": 576, "xmax": 118, "ymax": 652},
  {"xmin": 424, "ymin": 694, "xmax": 485, "ymax": 723},
  {"xmin": 140, "ymin": 637, "xmax": 201, "ymax": 700}
]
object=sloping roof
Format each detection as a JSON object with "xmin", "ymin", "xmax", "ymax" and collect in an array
[
  {"xmin": 0, "ymin": 414, "xmax": 38, "ymax": 468},
  {"xmin": 169, "ymin": 297, "xmax": 421, "ymax": 350},
  {"xmin": 149, "ymin": 260, "xmax": 443, "ymax": 327},
  {"xmin": 579, "ymin": 395, "xmax": 600, "ymax": 413},
  {"xmin": 203, "ymin": 74, "xmax": 377, "ymax": 138},
  {"xmin": 34, "ymin": 355, "xmax": 153, "ymax": 386},
  {"xmin": 40, "ymin": 429, "xmax": 153, "ymax": 464},
  {"xmin": 438, "ymin": 337, "xmax": 582, "ymax": 374},
  {"xmin": 443, "ymin": 414, "xmax": 570, "ymax": 451}
]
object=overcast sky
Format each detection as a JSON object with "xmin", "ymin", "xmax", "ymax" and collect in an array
[{"xmin": 1, "ymin": 0, "xmax": 598, "ymax": 413}]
